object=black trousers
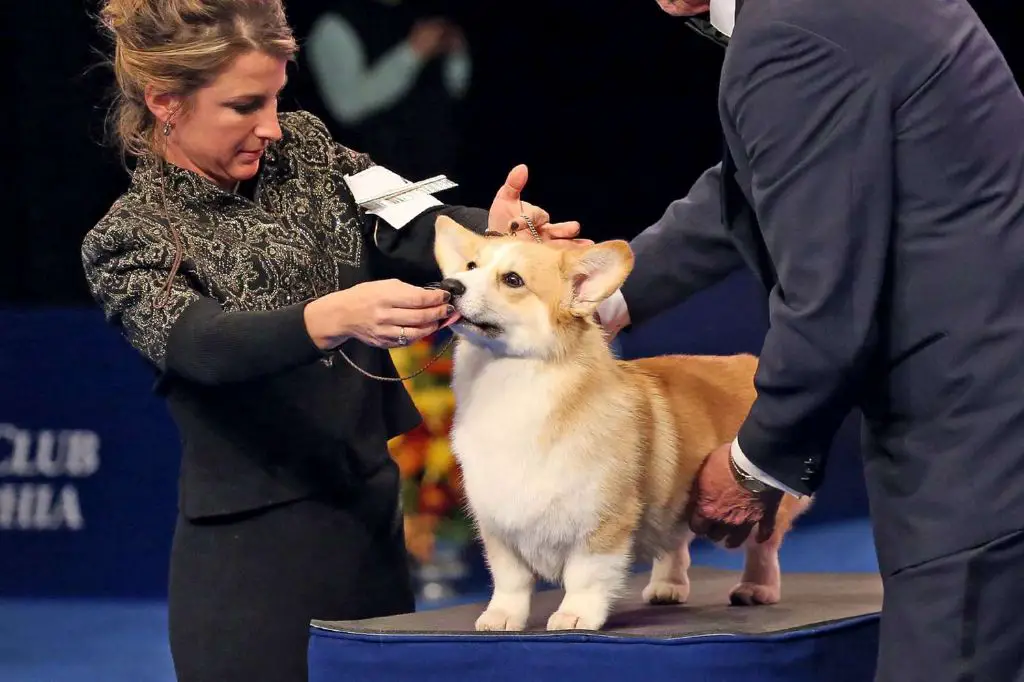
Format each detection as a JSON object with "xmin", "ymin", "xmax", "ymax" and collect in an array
[
  {"xmin": 167, "ymin": 482, "xmax": 415, "ymax": 682},
  {"xmin": 875, "ymin": 527, "xmax": 1024, "ymax": 682}
]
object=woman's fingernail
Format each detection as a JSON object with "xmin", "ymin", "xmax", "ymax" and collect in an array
[
  {"xmin": 446, "ymin": 305, "xmax": 455, "ymax": 315},
  {"xmin": 442, "ymin": 291, "xmax": 452, "ymax": 303}
]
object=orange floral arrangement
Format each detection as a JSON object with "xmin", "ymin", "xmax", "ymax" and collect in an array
[{"xmin": 387, "ymin": 329, "xmax": 474, "ymax": 565}]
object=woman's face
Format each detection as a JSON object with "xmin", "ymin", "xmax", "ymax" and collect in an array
[{"xmin": 150, "ymin": 51, "xmax": 288, "ymax": 190}]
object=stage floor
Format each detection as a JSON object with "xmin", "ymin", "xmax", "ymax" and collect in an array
[
  {"xmin": 312, "ymin": 566, "xmax": 883, "ymax": 637},
  {"xmin": 309, "ymin": 567, "xmax": 884, "ymax": 682}
]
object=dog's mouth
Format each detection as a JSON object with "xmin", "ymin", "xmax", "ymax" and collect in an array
[{"xmin": 447, "ymin": 310, "xmax": 503, "ymax": 337}]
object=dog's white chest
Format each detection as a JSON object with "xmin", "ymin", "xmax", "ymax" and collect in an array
[{"xmin": 450, "ymin": 355, "xmax": 603, "ymax": 581}]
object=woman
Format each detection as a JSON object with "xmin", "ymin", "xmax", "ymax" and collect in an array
[{"xmin": 83, "ymin": 1, "xmax": 580, "ymax": 680}]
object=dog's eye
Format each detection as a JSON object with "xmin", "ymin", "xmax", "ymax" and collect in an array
[
  {"xmin": 466, "ymin": 261, "xmax": 477, "ymax": 270},
  {"xmin": 501, "ymin": 272, "xmax": 524, "ymax": 288}
]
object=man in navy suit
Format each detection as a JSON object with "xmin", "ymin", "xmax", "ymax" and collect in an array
[{"xmin": 597, "ymin": 0, "xmax": 1024, "ymax": 679}]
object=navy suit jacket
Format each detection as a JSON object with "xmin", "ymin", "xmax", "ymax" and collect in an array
[{"xmin": 621, "ymin": 0, "xmax": 1024, "ymax": 574}]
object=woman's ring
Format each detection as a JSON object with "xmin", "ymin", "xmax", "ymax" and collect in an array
[{"xmin": 398, "ymin": 327, "xmax": 408, "ymax": 346}]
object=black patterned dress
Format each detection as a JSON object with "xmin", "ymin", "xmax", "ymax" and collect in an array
[{"xmin": 81, "ymin": 111, "xmax": 487, "ymax": 682}]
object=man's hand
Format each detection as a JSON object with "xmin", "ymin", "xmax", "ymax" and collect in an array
[
  {"xmin": 488, "ymin": 164, "xmax": 582, "ymax": 243},
  {"xmin": 655, "ymin": 0, "xmax": 711, "ymax": 17},
  {"xmin": 688, "ymin": 442, "xmax": 784, "ymax": 548}
]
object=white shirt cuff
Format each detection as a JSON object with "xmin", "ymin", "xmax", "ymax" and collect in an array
[
  {"xmin": 596, "ymin": 289, "xmax": 630, "ymax": 337},
  {"xmin": 730, "ymin": 439, "xmax": 805, "ymax": 498}
]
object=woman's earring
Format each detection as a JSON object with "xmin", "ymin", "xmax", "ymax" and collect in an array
[{"xmin": 163, "ymin": 120, "xmax": 172, "ymax": 137}]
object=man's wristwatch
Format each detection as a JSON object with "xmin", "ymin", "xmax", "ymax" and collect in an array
[{"xmin": 728, "ymin": 453, "xmax": 770, "ymax": 494}]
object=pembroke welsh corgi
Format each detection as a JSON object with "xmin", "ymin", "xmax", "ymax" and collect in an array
[{"xmin": 432, "ymin": 215, "xmax": 810, "ymax": 632}]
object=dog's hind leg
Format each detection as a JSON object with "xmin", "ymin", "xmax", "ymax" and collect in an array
[
  {"xmin": 729, "ymin": 494, "xmax": 812, "ymax": 606},
  {"xmin": 642, "ymin": 528, "xmax": 695, "ymax": 605},
  {"xmin": 730, "ymin": 531, "xmax": 783, "ymax": 605}
]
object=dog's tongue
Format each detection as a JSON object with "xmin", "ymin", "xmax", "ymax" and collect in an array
[{"xmin": 441, "ymin": 310, "xmax": 462, "ymax": 329}]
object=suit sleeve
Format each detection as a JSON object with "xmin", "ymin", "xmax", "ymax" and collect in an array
[
  {"xmin": 81, "ymin": 223, "xmax": 324, "ymax": 386},
  {"xmin": 618, "ymin": 163, "xmax": 746, "ymax": 328},
  {"xmin": 726, "ymin": 22, "xmax": 892, "ymax": 495}
]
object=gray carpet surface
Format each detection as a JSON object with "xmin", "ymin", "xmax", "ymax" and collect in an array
[{"xmin": 312, "ymin": 567, "xmax": 883, "ymax": 638}]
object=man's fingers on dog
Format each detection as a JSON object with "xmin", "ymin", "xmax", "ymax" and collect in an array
[
  {"xmin": 494, "ymin": 164, "xmax": 528, "ymax": 203},
  {"xmin": 543, "ymin": 220, "xmax": 582, "ymax": 238},
  {"xmin": 688, "ymin": 512, "xmax": 710, "ymax": 537},
  {"xmin": 703, "ymin": 521, "xmax": 729, "ymax": 544},
  {"xmin": 545, "ymin": 238, "xmax": 594, "ymax": 250},
  {"xmin": 755, "ymin": 514, "xmax": 777, "ymax": 543},
  {"xmin": 518, "ymin": 202, "xmax": 550, "ymax": 228},
  {"xmin": 724, "ymin": 526, "xmax": 751, "ymax": 549}
]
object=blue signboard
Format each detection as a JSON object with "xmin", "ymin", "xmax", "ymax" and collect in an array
[{"xmin": 0, "ymin": 308, "xmax": 180, "ymax": 598}]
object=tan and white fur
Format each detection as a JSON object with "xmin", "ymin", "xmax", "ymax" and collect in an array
[{"xmin": 432, "ymin": 216, "xmax": 810, "ymax": 632}]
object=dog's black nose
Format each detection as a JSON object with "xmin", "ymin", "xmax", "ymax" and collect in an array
[{"xmin": 438, "ymin": 278, "xmax": 466, "ymax": 299}]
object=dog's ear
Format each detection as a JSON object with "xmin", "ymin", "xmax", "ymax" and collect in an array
[
  {"xmin": 434, "ymin": 215, "xmax": 484, "ymax": 276},
  {"xmin": 561, "ymin": 240, "xmax": 634, "ymax": 317}
]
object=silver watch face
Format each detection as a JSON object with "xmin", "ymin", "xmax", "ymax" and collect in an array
[
  {"xmin": 741, "ymin": 477, "xmax": 768, "ymax": 493},
  {"xmin": 729, "ymin": 454, "xmax": 770, "ymax": 493}
]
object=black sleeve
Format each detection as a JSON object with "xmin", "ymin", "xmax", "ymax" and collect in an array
[
  {"xmin": 81, "ymin": 224, "xmax": 324, "ymax": 386},
  {"xmin": 164, "ymin": 298, "xmax": 324, "ymax": 384},
  {"xmin": 619, "ymin": 163, "xmax": 745, "ymax": 328},
  {"xmin": 725, "ymin": 21, "xmax": 893, "ymax": 494},
  {"xmin": 366, "ymin": 204, "xmax": 490, "ymax": 285},
  {"xmin": 326, "ymin": 132, "xmax": 490, "ymax": 284}
]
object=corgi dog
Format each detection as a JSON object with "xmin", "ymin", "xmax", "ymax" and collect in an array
[{"xmin": 432, "ymin": 215, "xmax": 810, "ymax": 633}]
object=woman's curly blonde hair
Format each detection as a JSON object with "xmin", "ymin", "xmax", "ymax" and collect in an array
[{"xmin": 97, "ymin": 0, "xmax": 298, "ymax": 162}]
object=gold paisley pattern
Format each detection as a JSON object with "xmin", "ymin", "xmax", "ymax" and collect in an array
[{"xmin": 82, "ymin": 111, "xmax": 376, "ymax": 370}]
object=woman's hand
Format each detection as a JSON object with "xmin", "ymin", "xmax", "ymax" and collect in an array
[
  {"xmin": 487, "ymin": 164, "xmax": 582, "ymax": 242},
  {"xmin": 304, "ymin": 280, "xmax": 453, "ymax": 350}
]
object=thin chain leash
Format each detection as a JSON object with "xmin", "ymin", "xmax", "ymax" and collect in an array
[{"xmin": 327, "ymin": 211, "xmax": 542, "ymax": 383}]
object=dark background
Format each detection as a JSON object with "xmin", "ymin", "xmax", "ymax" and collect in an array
[
  {"xmin": 0, "ymin": 1, "xmax": 903, "ymax": 303},
  {"xmin": 4, "ymin": 1, "xmax": 1019, "ymax": 306}
]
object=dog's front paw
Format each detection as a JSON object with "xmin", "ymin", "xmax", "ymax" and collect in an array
[
  {"xmin": 642, "ymin": 579, "xmax": 690, "ymax": 605},
  {"xmin": 546, "ymin": 609, "xmax": 605, "ymax": 631},
  {"xmin": 728, "ymin": 581, "xmax": 780, "ymax": 606},
  {"xmin": 546, "ymin": 610, "xmax": 596, "ymax": 631},
  {"xmin": 475, "ymin": 608, "xmax": 528, "ymax": 632}
]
